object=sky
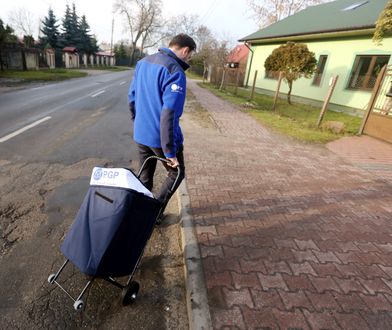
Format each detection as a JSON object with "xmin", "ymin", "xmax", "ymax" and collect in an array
[{"xmin": 1, "ymin": 0, "xmax": 259, "ymax": 47}]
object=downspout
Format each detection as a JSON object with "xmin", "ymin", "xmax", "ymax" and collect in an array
[{"xmin": 244, "ymin": 42, "xmax": 254, "ymax": 87}]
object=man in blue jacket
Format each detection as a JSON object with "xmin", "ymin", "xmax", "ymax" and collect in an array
[{"xmin": 128, "ymin": 34, "xmax": 196, "ymax": 220}]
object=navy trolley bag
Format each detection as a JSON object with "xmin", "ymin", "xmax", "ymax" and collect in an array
[{"xmin": 47, "ymin": 156, "xmax": 181, "ymax": 311}]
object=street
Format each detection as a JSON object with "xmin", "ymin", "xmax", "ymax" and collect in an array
[
  {"xmin": 0, "ymin": 71, "xmax": 188, "ymax": 329},
  {"xmin": 0, "ymin": 70, "xmax": 135, "ymax": 164}
]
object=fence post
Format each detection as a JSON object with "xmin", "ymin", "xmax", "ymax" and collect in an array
[
  {"xmin": 317, "ymin": 75, "xmax": 339, "ymax": 127},
  {"xmin": 234, "ymin": 68, "xmax": 241, "ymax": 95},
  {"xmin": 272, "ymin": 72, "xmax": 284, "ymax": 112},
  {"xmin": 249, "ymin": 70, "xmax": 258, "ymax": 101}
]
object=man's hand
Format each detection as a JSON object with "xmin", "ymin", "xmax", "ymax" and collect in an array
[{"xmin": 167, "ymin": 157, "xmax": 179, "ymax": 168}]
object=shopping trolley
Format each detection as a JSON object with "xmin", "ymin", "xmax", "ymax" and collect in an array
[{"xmin": 47, "ymin": 156, "xmax": 181, "ymax": 310}]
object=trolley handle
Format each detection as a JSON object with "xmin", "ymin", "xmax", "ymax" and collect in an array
[{"xmin": 137, "ymin": 155, "xmax": 182, "ymax": 195}]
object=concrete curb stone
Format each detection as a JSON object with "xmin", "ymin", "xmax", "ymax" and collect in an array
[{"xmin": 177, "ymin": 181, "xmax": 213, "ymax": 330}]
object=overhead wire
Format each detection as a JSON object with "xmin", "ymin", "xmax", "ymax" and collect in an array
[{"xmin": 199, "ymin": 0, "xmax": 220, "ymax": 24}]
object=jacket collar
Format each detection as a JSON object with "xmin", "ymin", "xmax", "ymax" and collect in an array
[{"xmin": 159, "ymin": 47, "xmax": 190, "ymax": 71}]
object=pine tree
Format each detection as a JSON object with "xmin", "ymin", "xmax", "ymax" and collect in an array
[
  {"xmin": 114, "ymin": 41, "xmax": 130, "ymax": 66},
  {"xmin": 89, "ymin": 36, "xmax": 99, "ymax": 54},
  {"xmin": 117, "ymin": 42, "xmax": 127, "ymax": 57},
  {"xmin": 61, "ymin": 3, "xmax": 80, "ymax": 48},
  {"xmin": 0, "ymin": 18, "xmax": 18, "ymax": 71},
  {"xmin": 70, "ymin": 3, "xmax": 81, "ymax": 48},
  {"xmin": 79, "ymin": 15, "xmax": 92, "ymax": 54},
  {"xmin": 39, "ymin": 8, "xmax": 60, "ymax": 49}
]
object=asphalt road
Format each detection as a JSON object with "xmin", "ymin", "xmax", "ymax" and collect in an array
[
  {"xmin": 0, "ymin": 71, "xmax": 188, "ymax": 329},
  {"xmin": 0, "ymin": 70, "xmax": 136, "ymax": 164}
]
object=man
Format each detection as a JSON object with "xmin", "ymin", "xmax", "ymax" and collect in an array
[{"xmin": 128, "ymin": 33, "xmax": 196, "ymax": 220}]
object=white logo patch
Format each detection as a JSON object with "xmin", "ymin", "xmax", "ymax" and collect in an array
[{"xmin": 171, "ymin": 84, "xmax": 183, "ymax": 92}]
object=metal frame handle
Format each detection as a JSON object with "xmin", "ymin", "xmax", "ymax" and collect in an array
[{"xmin": 137, "ymin": 156, "xmax": 182, "ymax": 195}]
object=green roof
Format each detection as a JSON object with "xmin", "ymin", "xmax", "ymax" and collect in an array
[{"xmin": 239, "ymin": 0, "xmax": 389, "ymax": 42}]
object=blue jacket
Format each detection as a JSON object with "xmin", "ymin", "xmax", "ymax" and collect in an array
[{"xmin": 128, "ymin": 48, "xmax": 189, "ymax": 158}]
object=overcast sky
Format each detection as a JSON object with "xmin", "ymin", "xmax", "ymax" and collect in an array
[{"xmin": 1, "ymin": 0, "xmax": 258, "ymax": 47}]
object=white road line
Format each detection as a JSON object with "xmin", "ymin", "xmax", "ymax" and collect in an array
[
  {"xmin": 91, "ymin": 90, "xmax": 106, "ymax": 98},
  {"xmin": 0, "ymin": 116, "xmax": 52, "ymax": 143},
  {"xmin": 119, "ymin": 81, "xmax": 127, "ymax": 86}
]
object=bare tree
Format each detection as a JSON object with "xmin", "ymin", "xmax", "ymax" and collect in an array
[
  {"xmin": 162, "ymin": 15, "xmax": 222, "ymax": 78},
  {"xmin": 190, "ymin": 26, "xmax": 230, "ymax": 81},
  {"xmin": 114, "ymin": 0, "xmax": 162, "ymax": 65},
  {"xmin": 139, "ymin": 5, "xmax": 165, "ymax": 54},
  {"xmin": 165, "ymin": 14, "xmax": 200, "ymax": 41},
  {"xmin": 247, "ymin": 0, "xmax": 332, "ymax": 27},
  {"xmin": 8, "ymin": 8, "xmax": 37, "ymax": 37}
]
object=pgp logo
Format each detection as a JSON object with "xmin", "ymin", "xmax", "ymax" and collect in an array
[
  {"xmin": 103, "ymin": 170, "xmax": 120, "ymax": 179},
  {"xmin": 171, "ymin": 84, "xmax": 183, "ymax": 93},
  {"xmin": 93, "ymin": 168, "xmax": 103, "ymax": 180}
]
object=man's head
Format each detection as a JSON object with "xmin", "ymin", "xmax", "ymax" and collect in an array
[{"xmin": 169, "ymin": 34, "xmax": 197, "ymax": 63}]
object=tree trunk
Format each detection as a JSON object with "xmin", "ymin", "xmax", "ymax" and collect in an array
[
  {"xmin": 203, "ymin": 65, "xmax": 208, "ymax": 83},
  {"xmin": 130, "ymin": 42, "xmax": 137, "ymax": 67},
  {"xmin": 287, "ymin": 80, "xmax": 293, "ymax": 104}
]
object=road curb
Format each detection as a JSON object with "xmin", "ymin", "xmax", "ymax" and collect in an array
[{"xmin": 177, "ymin": 181, "xmax": 213, "ymax": 330}]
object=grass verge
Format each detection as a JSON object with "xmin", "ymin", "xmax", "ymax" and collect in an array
[
  {"xmin": 79, "ymin": 66, "xmax": 130, "ymax": 71},
  {"xmin": 0, "ymin": 69, "xmax": 88, "ymax": 83},
  {"xmin": 186, "ymin": 71, "xmax": 203, "ymax": 80},
  {"xmin": 199, "ymin": 83, "xmax": 363, "ymax": 144}
]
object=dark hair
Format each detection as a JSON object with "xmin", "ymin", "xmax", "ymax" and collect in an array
[{"xmin": 169, "ymin": 34, "xmax": 197, "ymax": 52}]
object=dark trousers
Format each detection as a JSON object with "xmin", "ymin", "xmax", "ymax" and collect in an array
[{"xmin": 136, "ymin": 143, "xmax": 185, "ymax": 213}]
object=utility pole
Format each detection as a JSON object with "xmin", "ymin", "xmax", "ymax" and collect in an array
[{"xmin": 110, "ymin": 17, "xmax": 114, "ymax": 55}]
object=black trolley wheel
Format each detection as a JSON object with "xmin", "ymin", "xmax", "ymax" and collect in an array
[{"xmin": 121, "ymin": 281, "xmax": 140, "ymax": 306}]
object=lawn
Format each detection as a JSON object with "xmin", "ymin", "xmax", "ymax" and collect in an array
[
  {"xmin": 186, "ymin": 71, "xmax": 204, "ymax": 80},
  {"xmin": 199, "ymin": 82, "xmax": 363, "ymax": 144},
  {"xmin": 0, "ymin": 69, "xmax": 88, "ymax": 83}
]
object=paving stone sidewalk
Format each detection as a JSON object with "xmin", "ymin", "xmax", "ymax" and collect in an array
[
  {"xmin": 327, "ymin": 136, "xmax": 392, "ymax": 183},
  {"xmin": 183, "ymin": 80, "xmax": 392, "ymax": 330}
]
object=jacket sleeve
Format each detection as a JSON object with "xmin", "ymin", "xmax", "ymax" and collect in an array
[
  {"xmin": 128, "ymin": 67, "xmax": 137, "ymax": 120},
  {"xmin": 160, "ymin": 70, "xmax": 186, "ymax": 158}
]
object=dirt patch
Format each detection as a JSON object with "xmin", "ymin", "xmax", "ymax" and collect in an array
[{"xmin": 185, "ymin": 89, "xmax": 218, "ymax": 130}]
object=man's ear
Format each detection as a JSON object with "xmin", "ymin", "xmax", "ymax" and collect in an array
[{"xmin": 182, "ymin": 47, "xmax": 190, "ymax": 56}]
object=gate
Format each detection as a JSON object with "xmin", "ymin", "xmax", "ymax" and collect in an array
[{"xmin": 360, "ymin": 65, "xmax": 392, "ymax": 143}]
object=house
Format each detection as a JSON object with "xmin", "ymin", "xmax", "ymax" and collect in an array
[
  {"xmin": 239, "ymin": 0, "xmax": 392, "ymax": 118},
  {"xmin": 227, "ymin": 44, "xmax": 249, "ymax": 70},
  {"xmin": 217, "ymin": 44, "xmax": 251, "ymax": 87}
]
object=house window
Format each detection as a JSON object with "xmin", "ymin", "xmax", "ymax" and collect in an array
[
  {"xmin": 348, "ymin": 55, "xmax": 390, "ymax": 90},
  {"xmin": 312, "ymin": 55, "xmax": 328, "ymax": 86}
]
